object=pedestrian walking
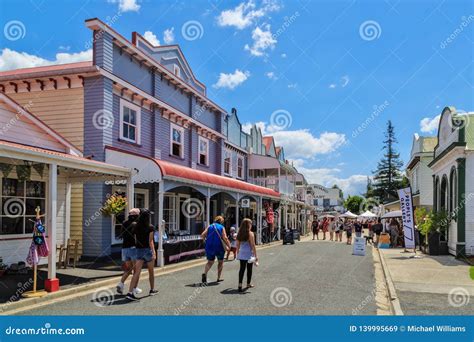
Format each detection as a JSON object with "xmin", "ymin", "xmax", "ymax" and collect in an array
[
  {"xmin": 226, "ymin": 226, "xmax": 237, "ymax": 260},
  {"xmin": 329, "ymin": 218, "xmax": 336, "ymax": 241},
  {"xmin": 126, "ymin": 209, "xmax": 157, "ymax": 301},
  {"xmin": 335, "ymin": 219, "xmax": 343, "ymax": 242},
  {"xmin": 344, "ymin": 219, "xmax": 353, "ymax": 245},
  {"xmin": 321, "ymin": 217, "xmax": 328, "ymax": 240},
  {"xmin": 116, "ymin": 208, "xmax": 141, "ymax": 295},
  {"xmin": 354, "ymin": 221, "xmax": 363, "ymax": 238},
  {"xmin": 312, "ymin": 216, "xmax": 319, "ymax": 240},
  {"xmin": 372, "ymin": 218, "xmax": 383, "ymax": 247},
  {"xmin": 236, "ymin": 218, "xmax": 258, "ymax": 292},
  {"xmin": 201, "ymin": 216, "xmax": 230, "ymax": 284}
]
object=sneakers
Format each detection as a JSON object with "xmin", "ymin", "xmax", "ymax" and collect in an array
[
  {"xmin": 116, "ymin": 282, "xmax": 124, "ymax": 295},
  {"xmin": 133, "ymin": 287, "xmax": 143, "ymax": 295},
  {"xmin": 201, "ymin": 273, "xmax": 207, "ymax": 284},
  {"xmin": 149, "ymin": 289, "xmax": 159, "ymax": 296},
  {"xmin": 126, "ymin": 293, "xmax": 139, "ymax": 301}
]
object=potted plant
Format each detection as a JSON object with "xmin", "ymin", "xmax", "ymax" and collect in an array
[{"xmin": 418, "ymin": 210, "xmax": 449, "ymax": 255}]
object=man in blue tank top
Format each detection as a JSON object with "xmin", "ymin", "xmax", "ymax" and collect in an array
[{"xmin": 201, "ymin": 216, "xmax": 230, "ymax": 284}]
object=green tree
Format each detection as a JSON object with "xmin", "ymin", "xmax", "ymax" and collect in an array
[
  {"xmin": 344, "ymin": 195, "xmax": 365, "ymax": 214},
  {"xmin": 372, "ymin": 120, "xmax": 404, "ymax": 203},
  {"xmin": 364, "ymin": 176, "xmax": 375, "ymax": 198}
]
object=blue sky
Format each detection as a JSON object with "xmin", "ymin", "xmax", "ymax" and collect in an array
[{"xmin": 1, "ymin": 0, "xmax": 473, "ymax": 196}]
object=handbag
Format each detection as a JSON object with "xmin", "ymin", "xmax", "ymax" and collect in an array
[{"xmin": 213, "ymin": 224, "xmax": 229, "ymax": 252}]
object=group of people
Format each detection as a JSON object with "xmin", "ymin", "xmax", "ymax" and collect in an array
[
  {"xmin": 311, "ymin": 215, "xmax": 404, "ymax": 247},
  {"xmin": 201, "ymin": 216, "xmax": 258, "ymax": 292},
  {"xmin": 117, "ymin": 210, "xmax": 259, "ymax": 301}
]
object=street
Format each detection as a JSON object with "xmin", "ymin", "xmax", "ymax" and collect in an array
[{"xmin": 17, "ymin": 239, "xmax": 380, "ymax": 315}]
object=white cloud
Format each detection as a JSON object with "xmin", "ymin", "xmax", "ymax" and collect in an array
[
  {"xmin": 265, "ymin": 71, "xmax": 277, "ymax": 80},
  {"xmin": 420, "ymin": 114, "xmax": 441, "ymax": 133},
  {"xmin": 217, "ymin": 0, "xmax": 280, "ymax": 30},
  {"xmin": 143, "ymin": 31, "xmax": 160, "ymax": 46},
  {"xmin": 108, "ymin": 0, "xmax": 140, "ymax": 12},
  {"xmin": 163, "ymin": 27, "xmax": 175, "ymax": 44},
  {"xmin": 272, "ymin": 130, "xmax": 346, "ymax": 159},
  {"xmin": 294, "ymin": 164, "xmax": 368, "ymax": 196},
  {"xmin": 244, "ymin": 24, "xmax": 277, "ymax": 56},
  {"xmin": 213, "ymin": 69, "xmax": 250, "ymax": 90},
  {"xmin": 0, "ymin": 48, "xmax": 92, "ymax": 71}
]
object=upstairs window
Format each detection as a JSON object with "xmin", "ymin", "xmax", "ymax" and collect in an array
[
  {"xmin": 170, "ymin": 123, "xmax": 184, "ymax": 158},
  {"xmin": 237, "ymin": 157, "xmax": 244, "ymax": 179},
  {"xmin": 198, "ymin": 137, "xmax": 209, "ymax": 166},
  {"xmin": 173, "ymin": 64, "xmax": 181, "ymax": 78},
  {"xmin": 120, "ymin": 99, "xmax": 141, "ymax": 144},
  {"xmin": 224, "ymin": 150, "xmax": 231, "ymax": 175}
]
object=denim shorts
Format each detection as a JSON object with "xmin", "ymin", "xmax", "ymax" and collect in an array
[
  {"xmin": 121, "ymin": 247, "xmax": 136, "ymax": 262},
  {"xmin": 136, "ymin": 248, "xmax": 153, "ymax": 263},
  {"xmin": 206, "ymin": 250, "xmax": 225, "ymax": 261}
]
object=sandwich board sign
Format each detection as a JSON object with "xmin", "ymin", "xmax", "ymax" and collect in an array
[{"xmin": 352, "ymin": 236, "xmax": 366, "ymax": 256}]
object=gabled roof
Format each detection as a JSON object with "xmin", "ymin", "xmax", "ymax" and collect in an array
[
  {"xmin": 0, "ymin": 92, "xmax": 82, "ymax": 155},
  {"xmin": 132, "ymin": 32, "xmax": 206, "ymax": 93}
]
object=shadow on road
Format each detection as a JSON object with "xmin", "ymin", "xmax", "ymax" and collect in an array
[{"xmin": 220, "ymin": 288, "xmax": 249, "ymax": 295}]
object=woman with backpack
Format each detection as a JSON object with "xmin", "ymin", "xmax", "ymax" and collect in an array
[
  {"xmin": 201, "ymin": 216, "xmax": 230, "ymax": 284},
  {"xmin": 236, "ymin": 218, "xmax": 258, "ymax": 292}
]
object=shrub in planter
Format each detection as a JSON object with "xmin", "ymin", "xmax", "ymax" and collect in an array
[{"xmin": 418, "ymin": 210, "xmax": 450, "ymax": 255}]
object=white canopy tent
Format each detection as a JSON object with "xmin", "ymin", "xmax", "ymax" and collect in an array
[
  {"xmin": 381, "ymin": 210, "xmax": 402, "ymax": 219},
  {"xmin": 340, "ymin": 211, "xmax": 358, "ymax": 219},
  {"xmin": 359, "ymin": 210, "xmax": 377, "ymax": 218}
]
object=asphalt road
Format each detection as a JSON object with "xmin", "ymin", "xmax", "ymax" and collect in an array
[{"xmin": 17, "ymin": 239, "xmax": 378, "ymax": 315}]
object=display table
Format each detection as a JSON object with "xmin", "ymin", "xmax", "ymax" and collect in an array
[{"xmin": 164, "ymin": 238, "xmax": 205, "ymax": 264}]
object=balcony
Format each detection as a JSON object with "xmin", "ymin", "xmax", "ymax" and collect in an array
[{"xmin": 248, "ymin": 176, "xmax": 295, "ymax": 195}]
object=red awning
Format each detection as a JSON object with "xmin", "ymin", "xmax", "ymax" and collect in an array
[{"xmin": 155, "ymin": 158, "xmax": 279, "ymax": 198}]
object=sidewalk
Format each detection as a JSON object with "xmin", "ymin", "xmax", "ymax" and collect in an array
[{"xmin": 379, "ymin": 248, "xmax": 474, "ymax": 315}]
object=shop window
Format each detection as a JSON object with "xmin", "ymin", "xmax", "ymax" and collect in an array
[
  {"xmin": 0, "ymin": 178, "xmax": 46, "ymax": 236},
  {"xmin": 120, "ymin": 99, "xmax": 141, "ymax": 144},
  {"xmin": 170, "ymin": 124, "xmax": 184, "ymax": 158},
  {"xmin": 198, "ymin": 137, "xmax": 209, "ymax": 166},
  {"xmin": 237, "ymin": 157, "xmax": 244, "ymax": 179},
  {"xmin": 224, "ymin": 150, "xmax": 231, "ymax": 175}
]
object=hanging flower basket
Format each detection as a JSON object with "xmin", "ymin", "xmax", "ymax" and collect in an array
[{"xmin": 102, "ymin": 194, "xmax": 127, "ymax": 216}]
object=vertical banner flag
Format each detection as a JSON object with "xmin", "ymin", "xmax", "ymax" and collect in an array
[{"xmin": 397, "ymin": 187, "xmax": 415, "ymax": 249}]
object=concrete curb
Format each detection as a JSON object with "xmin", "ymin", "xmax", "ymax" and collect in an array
[
  {"xmin": 377, "ymin": 248, "xmax": 404, "ymax": 316},
  {"xmin": 1, "ymin": 239, "xmax": 284, "ymax": 315}
]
